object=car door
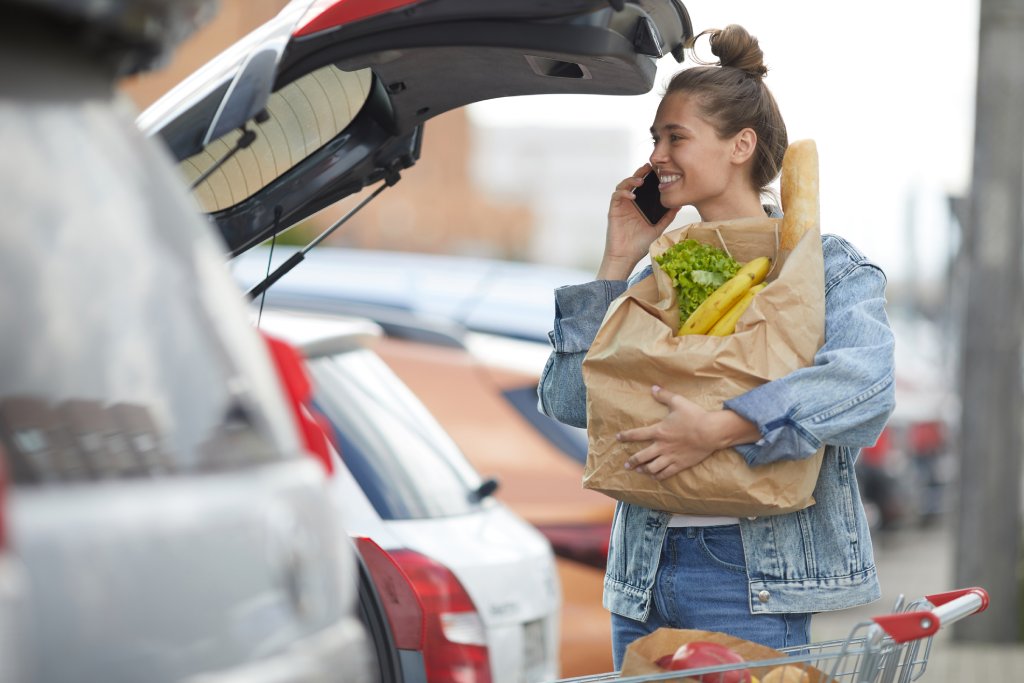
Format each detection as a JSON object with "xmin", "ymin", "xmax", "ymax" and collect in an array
[{"xmin": 138, "ymin": 0, "xmax": 693, "ymax": 257}]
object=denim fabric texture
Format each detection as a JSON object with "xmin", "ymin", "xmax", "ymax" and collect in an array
[
  {"xmin": 537, "ymin": 234, "xmax": 896, "ymax": 622},
  {"xmin": 609, "ymin": 525, "xmax": 812, "ymax": 669}
]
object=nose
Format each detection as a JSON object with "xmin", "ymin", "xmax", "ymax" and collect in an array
[{"xmin": 649, "ymin": 140, "xmax": 669, "ymax": 171}]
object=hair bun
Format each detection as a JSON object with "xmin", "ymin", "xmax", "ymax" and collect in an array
[{"xmin": 698, "ymin": 24, "xmax": 768, "ymax": 78}]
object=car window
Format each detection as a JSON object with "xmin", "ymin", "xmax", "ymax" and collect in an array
[
  {"xmin": 306, "ymin": 349, "xmax": 483, "ymax": 520},
  {"xmin": 182, "ymin": 65, "xmax": 372, "ymax": 213}
]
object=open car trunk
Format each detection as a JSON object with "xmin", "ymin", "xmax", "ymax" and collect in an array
[{"xmin": 139, "ymin": 0, "xmax": 692, "ymax": 256}]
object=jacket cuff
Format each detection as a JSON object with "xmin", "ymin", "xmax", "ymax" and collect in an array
[
  {"xmin": 551, "ymin": 280, "xmax": 627, "ymax": 353},
  {"xmin": 724, "ymin": 381, "xmax": 823, "ymax": 466}
]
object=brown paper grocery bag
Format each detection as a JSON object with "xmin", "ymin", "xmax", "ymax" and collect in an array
[
  {"xmin": 580, "ymin": 216, "xmax": 826, "ymax": 516},
  {"xmin": 621, "ymin": 628, "xmax": 833, "ymax": 682}
]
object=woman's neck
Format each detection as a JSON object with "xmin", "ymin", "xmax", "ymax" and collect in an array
[{"xmin": 695, "ymin": 191, "xmax": 766, "ymax": 223}]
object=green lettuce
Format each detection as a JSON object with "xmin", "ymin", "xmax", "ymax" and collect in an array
[{"xmin": 654, "ymin": 239, "xmax": 741, "ymax": 323}]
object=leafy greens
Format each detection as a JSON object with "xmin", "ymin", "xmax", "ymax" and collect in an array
[{"xmin": 654, "ymin": 239, "xmax": 741, "ymax": 322}]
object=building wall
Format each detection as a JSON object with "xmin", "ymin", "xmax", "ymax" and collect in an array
[
  {"xmin": 471, "ymin": 124, "xmax": 634, "ymax": 270},
  {"xmin": 120, "ymin": 0, "xmax": 290, "ymax": 111},
  {"xmin": 313, "ymin": 108, "xmax": 535, "ymax": 259}
]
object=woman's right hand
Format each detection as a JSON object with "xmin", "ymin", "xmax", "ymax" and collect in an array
[{"xmin": 597, "ymin": 164, "xmax": 679, "ymax": 281}]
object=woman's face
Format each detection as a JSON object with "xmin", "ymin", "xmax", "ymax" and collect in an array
[{"xmin": 648, "ymin": 93, "xmax": 752, "ymax": 219}]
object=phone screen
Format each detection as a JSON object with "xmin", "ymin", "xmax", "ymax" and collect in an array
[{"xmin": 633, "ymin": 171, "xmax": 668, "ymax": 225}]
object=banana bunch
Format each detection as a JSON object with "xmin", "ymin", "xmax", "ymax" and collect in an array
[{"xmin": 678, "ymin": 256, "xmax": 771, "ymax": 336}]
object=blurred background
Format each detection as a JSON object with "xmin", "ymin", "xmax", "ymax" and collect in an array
[
  {"xmin": 119, "ymin": 0, "xmax": 971, "ymax": 527},
  {"xmin": 119, "ymin": 0, "xmax": 1022, "ymax": 645}
]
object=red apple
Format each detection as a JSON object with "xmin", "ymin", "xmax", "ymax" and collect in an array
[
  {"xmin": 662, "ymin": 641, "xmax": 750, "ymax": 683},
  {"xmin": 655, "ymin": 654, "xmax": 675, "ymax": 668}
]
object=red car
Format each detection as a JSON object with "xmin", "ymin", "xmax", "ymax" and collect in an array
[{"xmin": 857, "ymin": 316, "xmax": 957, "ymax": 530}]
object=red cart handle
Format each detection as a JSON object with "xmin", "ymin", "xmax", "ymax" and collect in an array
[{"xmin": 872, "ymin": 587, "xmax": 989, "ymax": 643}]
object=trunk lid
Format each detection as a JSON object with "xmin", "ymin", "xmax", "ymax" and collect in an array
[{"xmin": 139, "ymin": 0, "xmax": 692, "ymax": 256}]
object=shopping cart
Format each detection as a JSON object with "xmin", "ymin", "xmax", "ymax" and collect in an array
[{"xmin": 554, "ymin": 586, "xmax": 989, "ymax": 683}]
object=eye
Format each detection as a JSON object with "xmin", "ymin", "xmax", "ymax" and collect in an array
[{"xmin": 670, "ymin": 134, "xmax": 684, "ymax": 143}]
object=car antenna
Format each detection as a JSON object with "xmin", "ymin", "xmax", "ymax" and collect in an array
[
  {"xmin": 188, "ymin": 110, "xmax": 268, "ymax": 192},
  {"xmin": 451, "ymin": 260, "xmax": 500, "ymax": 328},
  {"xmin": 245, "ymin": 165, "xmax": 402, "ymax": 300},
  {"xmin": 254, "ymin": 207, "xmax": 282, "ymax": 329}
]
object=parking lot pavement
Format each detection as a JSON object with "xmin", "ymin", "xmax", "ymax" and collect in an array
[
  {"xmin": 810, "ymin": 518, "xmax": 1024, "ymax": 681},
  {"xmin": 812, "ymin": 523, "xmax": 954, "ymax": 642}
]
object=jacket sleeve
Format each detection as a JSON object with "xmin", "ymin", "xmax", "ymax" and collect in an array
[
  {"xmin": 537, "ymin": 279, "xmax": 629, "ymax": 428},
  {"xmin": 724, "ymin": 235, "xmax": 896, "ymax": 466}
]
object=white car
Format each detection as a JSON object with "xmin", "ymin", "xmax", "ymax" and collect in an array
[{"xmin": 254, "ymin": 309, "xmax": 563, "ymax": 683}]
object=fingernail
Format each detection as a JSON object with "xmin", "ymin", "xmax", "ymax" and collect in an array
[
  {"xmin": 616, "ymin": 432, "xmax": 622, "ymax": 441},
  {"xmin": 623, "ymin": 462, "xmax": 631, "ymax": 470},
  {"xmin": 652, "ymin": 385, "xmax": 661, "ymax": 393}
]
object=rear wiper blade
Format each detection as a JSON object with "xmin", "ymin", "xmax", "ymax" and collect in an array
[
  {"xmin": 188, "ymin": 111, "xmax": 267, "ymax": 192},
  {"xmin": 245, "ymin": 166, "xmax": 402, "ymax": 300}
]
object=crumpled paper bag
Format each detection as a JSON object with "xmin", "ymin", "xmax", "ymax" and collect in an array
[
  {"xmin": 581, "ymin": 216, "xmax": 826, "ymax": 516},
  {"xmin": 621, "ymin": 628, "xmax": 832, "ymax": 682}
]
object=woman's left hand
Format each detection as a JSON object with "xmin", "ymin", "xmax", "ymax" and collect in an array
[{"xmin": 618, "ymin": 385, "xmax": 760, "ymax": 480}]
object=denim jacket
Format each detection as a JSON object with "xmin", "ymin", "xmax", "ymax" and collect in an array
[{"xmin": 537, "ymin": 234, "xmax": 896, "ymax": 618}]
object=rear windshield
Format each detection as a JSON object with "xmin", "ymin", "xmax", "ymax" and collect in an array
[
  {"xmin": 182, "ymin": 65, "xmax": 372, "ymax": 213},
  {"xmin": 306, "ymin": 349, "xmax": 483, "ymax": 520}
]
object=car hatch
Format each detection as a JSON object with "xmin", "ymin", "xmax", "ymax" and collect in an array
[{"xmin": 138, "ymin": 0, "xmax": 693, "ymax": 257}]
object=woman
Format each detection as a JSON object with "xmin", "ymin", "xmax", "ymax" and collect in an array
[{"xmin": 537, "ymin": 24, "xmax": 896, "ymax": 667}]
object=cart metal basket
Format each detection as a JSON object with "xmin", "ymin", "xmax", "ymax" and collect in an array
[{"xmin": 554, "ymin": 587, "xmax": 989, "ymax": 683}]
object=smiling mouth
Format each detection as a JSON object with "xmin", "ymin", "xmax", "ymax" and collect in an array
[{"xmin": 658, "ymin": 174, "xmax": 680, "ymax": 189}]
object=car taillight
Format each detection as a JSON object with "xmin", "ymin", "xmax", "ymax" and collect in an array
[
  {"xmin": 355, "ymin": 537, "xmax": 426, "ymax": 650},
  {"xmin": 356, "ymin": 536, "xmax": 492, "ymax": 683},
  {"xmin": 861, "ymin": 427, "xmax": 891, "ymax": 467},
  {"xmin": 294, "ymin": 0, "xmax": 422, "ymax": 37},
  {"xmin": 535, "ymin": 522, "xmax": 610, "ymax": 570},
  {"xmin": 260, "ymin": 331, "xmax": 334, "ymax": 475},
  {"xmin": 909, "ymin": 420, "xmax": 946, "ymax": 456},
  {"xmin": 393, "ymin": 548, "xmax": 491, "ymax": 683}
]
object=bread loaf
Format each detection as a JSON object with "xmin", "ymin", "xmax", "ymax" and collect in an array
[
  {"xmin": 779, "ymin": 140, "xmax": 819, "ymax": 251},
  {"xmin": 762, "ymin": 663, "xmax": 811, "ymax": 683}
]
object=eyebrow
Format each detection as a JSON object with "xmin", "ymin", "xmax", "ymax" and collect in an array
[{"xmin": 650, "ymin": 123, "xmax": 691, "ymax": 136}]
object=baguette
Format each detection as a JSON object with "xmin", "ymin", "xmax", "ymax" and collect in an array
[
  {"xmin": 779, "ymin": 139, "xmax": 820, "ymax": 250},
  {"xmin": 762, "ymin": 664, "xmax": 811, "ymax": 683}
]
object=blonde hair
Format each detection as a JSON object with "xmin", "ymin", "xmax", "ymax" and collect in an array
[{"xmin": 666, "ymin": 25, "xmax": 788, "ymax": 194}]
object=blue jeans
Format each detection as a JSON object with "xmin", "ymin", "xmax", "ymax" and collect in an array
[{"xmin": 610, "ymin": 525, "xmax": 812, "ymax": 669}]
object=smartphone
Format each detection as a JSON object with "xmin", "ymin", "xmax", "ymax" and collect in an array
[{"xmin": 633, "ymin": 170, "xmax": 669, "ymax": 225}]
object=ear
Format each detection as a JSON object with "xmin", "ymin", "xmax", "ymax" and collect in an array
[{"xmin": 731, "ymin": 128, "xmax": 757, "ymax": 165}]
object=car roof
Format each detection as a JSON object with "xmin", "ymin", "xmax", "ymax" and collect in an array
[
  {"xmin": 139, "ymin": 0, "xmax": 692, "ymax": 256},
  {"xmin": 233, "ymin": 245, "xmax": 593, "ymax": 343},
  {"xmin": 253, "ymin": 308, "xmax": 383, "ymax": 357}
]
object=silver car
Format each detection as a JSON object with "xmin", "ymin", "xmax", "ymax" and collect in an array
[{"xmin": 0, "ymin": 2, "xmax": 370, "ymax": 681}]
